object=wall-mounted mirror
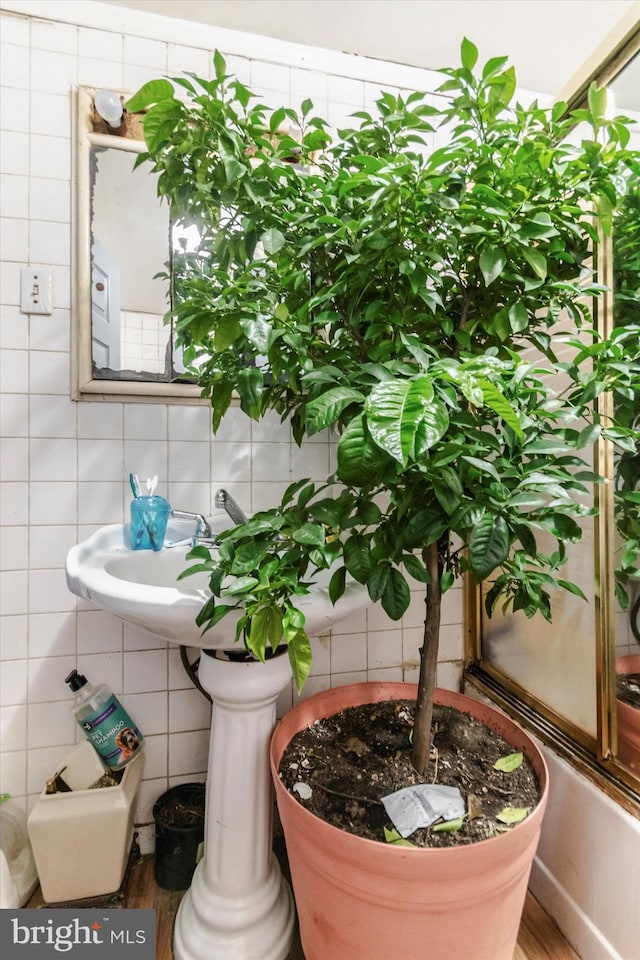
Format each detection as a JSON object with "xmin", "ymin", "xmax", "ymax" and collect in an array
[
  {"xmin": 72, "ymin": 86, "xmax": 202, "ymax": 400},
  {"xmin": 467, "ymin": 16, "xmax": 640, "ymax": 805},
  {"xmin": 609, "ymin": 49, "xmax": 640, "ymax": 782}
]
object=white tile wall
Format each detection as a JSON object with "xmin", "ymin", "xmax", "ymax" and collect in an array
[
  {"xmin": 121, "ymin": 311, "xmax": 169, "ymax": 374},
  {"xmin": 0, "ymin": 1, "xmax": 464, "ymax": 851}
]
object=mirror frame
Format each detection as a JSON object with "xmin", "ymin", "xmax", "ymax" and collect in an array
[
  {"xmin": 464, "ymin": 10, "xmax": 640, "ymax": 815},
  {"xmin": 71, "ymin": 84, "xmax": 206, "ymax": 403}
]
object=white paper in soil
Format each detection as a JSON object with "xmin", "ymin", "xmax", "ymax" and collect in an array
[{"xmin": 382, "ymin": 783, "xmax": 465, "ymax": 838}]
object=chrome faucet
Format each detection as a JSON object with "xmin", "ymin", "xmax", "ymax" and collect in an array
[
  {"xmin": 170, "ymin": 509, "xmax": 212, "ymax": 538},
  {"xmin": 214, "ymin": 488, "xmax": 247, "ymax": 525}
]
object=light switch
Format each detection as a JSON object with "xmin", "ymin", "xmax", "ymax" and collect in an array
[{"xmin": 20, "ymin": 267, "xmax": 53, "ymax": 315}]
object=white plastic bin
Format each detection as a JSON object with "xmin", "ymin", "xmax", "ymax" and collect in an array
[
  {"xmin": 0, "ymin": 796, "xmax": 38, "ymax": 907},
  {"xmin": 27, "ymin": 741, "xmax": 143, "ymax": 903}
]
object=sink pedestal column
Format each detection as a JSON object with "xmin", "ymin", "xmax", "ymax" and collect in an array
[{"xmin": 173, "ymin": 651, "xmax": 295, "ymax": 960}]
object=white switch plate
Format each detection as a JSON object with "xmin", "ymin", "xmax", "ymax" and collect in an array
[{"xmin": 20, "ymin": 267, "xmax": 53, "ymax": 315}]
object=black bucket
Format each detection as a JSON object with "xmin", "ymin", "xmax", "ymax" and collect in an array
[{"xmin": 153, "ymin": 782, "xmax": 205, "ymax": 891}]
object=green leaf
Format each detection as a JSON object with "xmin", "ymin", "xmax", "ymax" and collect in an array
[
  {"xmin": 478, "ymin": 380, "xmax": 524, "ymax": 439},
  {"xmin": 198, "ymin": 603, "xmax": 236, "ymax": 631},
  {"xmin": 365, "ymin": 377, "xmax": 448, "ymax": 466},
  {"xmin": 489, "ymin": 66, "xmax": 516, "ymax": 106},
  {"xmin": 213, "ymin": 49, "xmax": 227, "ymax": 81},
  {"xmin": 403, "ymin": 554, "xmax": 429, "ymax": 583},
  {"xmin": 440, "ymin": 569, "xmax": 455, "ymax": 592},
  {"xmin": 179, "ymin": 562, "xmax": 210, "ymax": 580},
  {"xmin": 337, "ymin": 415, "xmax": 389, "ymax": 486},
  {"xmin": 269, "ymin": 106, "xmax": 287, "ymax": 133},
  {"xmin": 287, "ymin": 630, "xmax": 312, "ymax": 692},
  {"xmin": 461, "ymin": 455, "xmax": 500, "ymax": 482},
  {"xmin": 227, "ymin": 514, "xmax": 285, "ymax": 539},
  {"xmin": 460, "ymin": 37, "xmax": 479, "ymax": 71},
  {"xmin": 125, "ymin": 78, "xmax": 174, "ymax": 113},
  {"xmin": 557, "ymin": 579, "xmax": 588, "ymax": 601},
  {"xmin": 344, "ymin": 534, "xmax": 372, "ymax": 584},
  {"xmin": 469, "ymin": 514, "xmax": 510, "ymax": 580},
  {"xmin": 237, "ymin": 365, "xmax": 263, "ymax": 415},
  {"xmin": 308, "ymin": 498, "xmax": 344, "ymax": 526},
  {"xmin": 479, "ymin": 247, "xmax": 507, "ymax": 286},
  {"xmin": 383, "ymin": 827, "xmax": 416, "ymax": 847},
  {"xmin": 486, "ymin": 307, "xmax": 511, "ymax": 341},
  {"xmin": 329, "ymin": 566, "xmax": 346, "ymax": 604},
  {"xmin": 482, "ymin": 55, "xmax": 509, "ymax": 80},
  {"xmin": 508, "ymin": 302, "xmax": 528, "ymax": 333},
  {"xmin": 356, "ymin": 500, "xmax": 382, "ymax": 525},
  {"xmin": 211, "ymin": 382, "xmax": 233, "ymax": 433},
  {"xmin": 493, "ymin": 752, "xmax": 523, "ymax": 772},
  {"xmin": 432, "ymin": 817, "xmax": 464, "ymax": 833},
  {"xmin": 367, "ymin": 564, "xmax": 391, "ymax": 602},
  {"xmin": 185, "ymin": 544, "xmax": 214, "ymax": 562},
  {"xmin": 381, "ymin": 568, "xmax": 411, "ymax": 620},
  {"xmin": 305, "ymin": 387, "xmax": 365, "ymax": 435},
  {"xmin": 230, "ymin": 540, "xmax": 269, "ymax": 574},
  {"xmin": 284, "ymin": 606, "xmax": 306, "ymax": 632},
  {"xmin": 597, "ymin": 191, "xmax": 614, "ymax": 235},
  {"xmin": 292, "ymin": 523, "xmax": 326, "ymax": 547},
  {"xmin": 213, "ymin": 317, "xmax": 242, "ymax": 352},
  {"xmin": 142, "ymin": 99, "xmax": 182, "ymax": 152},
  {"xmin": 232, "ymin": 79, "xmax": 251, "ymax": 107},
  {"xmin": 247, "ymin": 606, "xmax": 283, "ymax": 661},
  {"xmin": 522, "ymin": 247, "xmax": 547, "ymax": 280},
  {"xmin": 222, "ymin": 576, "xmax": 259, "ymax": 595},
  {"xmin": 587, "ymin": 82, "xmax": 608, "ymax": 125},
  {"xmin": 577, "ymin": 423, "xmax": 601, "ymax": 449},
  {"xmin": 433, "ymin": 467, "xmax": 463, "ymax": 514},
  {"xmin": 515, "ymin": 523, "xmax": 537, "ymax": 557},
  {"xmin": 456, "ymin": 373, "xmax": 484, "ymax": 408},
  {"xmin": 241, "ymin": 316, "xmax": 272, "ymax": 352},
  {"xmin": 260, "ymin": 228, "xmax": 285, "ymax": 255},
  {"xmin": 402, "ymin": 507, "xmax": 448, "ymax": 547},
  {"xmin": 224, "ymin": 157, "xmax": 247, "ymax": 184},
  {"xmin": 496, "ymin": 807, "xmax": 530, "ymax": 825}
]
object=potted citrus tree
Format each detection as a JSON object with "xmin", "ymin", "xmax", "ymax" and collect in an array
[{"xmin": 127, "ymin": 40, "xmax": 639, "ymax": 959}]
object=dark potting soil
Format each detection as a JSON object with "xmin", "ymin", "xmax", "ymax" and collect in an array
[
  {"xmin": 154, "ymin": 793, "xmax": 204, "ymax": 829},
  {"xmin": 617, "ymin": 673, "xmax": 640, "ymax": 709},
  {"xmin": 278, "ymin": 699, "xmax": 541, "ymax": 848}
]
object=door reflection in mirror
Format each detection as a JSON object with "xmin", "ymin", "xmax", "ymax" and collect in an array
[{"xmin": 90, "ymin": 145, "xmax": 175, "ymax": 380}]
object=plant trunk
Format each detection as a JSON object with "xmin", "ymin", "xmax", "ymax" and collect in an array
[{"xmin": 410, "ymin": 539, "xmax": 442, "ymax": 776}]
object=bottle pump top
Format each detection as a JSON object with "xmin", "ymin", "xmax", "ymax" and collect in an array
[{"xmin": 65, "ymin": 670, "xmax": 88, "ymax": 693}]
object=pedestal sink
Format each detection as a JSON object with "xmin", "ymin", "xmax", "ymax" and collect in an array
[
  {"xmin": 66, "ymin": 519, "xmax": 368, "ymax": 647},
  {"xmin": 65, "ymin": 517, "xmax": 370, "ymax": 960}
]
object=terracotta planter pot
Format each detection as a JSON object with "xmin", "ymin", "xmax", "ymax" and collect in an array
[
  {"xmin": 616, "ymin": 655, "xmax": 640, "ymax": 772},
  {"xmin": 270, "ymin": 682, "xmax": 548, "ymax": 960}
]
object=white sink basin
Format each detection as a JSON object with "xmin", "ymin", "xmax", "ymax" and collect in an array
[{"xmin": 65, "ymin": 518, "xmax": 369, "ymax": 648}]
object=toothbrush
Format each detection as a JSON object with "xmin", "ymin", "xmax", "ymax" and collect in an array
[
  {"xmin": 133, "ymin": 473, "xmax": 142, "ymax": 497},
  {"xmin": 129, "ymin": 473, "xmax": 139, "ymax": 498},
  {"xmin": 147, "ymin": 475, "xmax": 158, "ymax": 496}
]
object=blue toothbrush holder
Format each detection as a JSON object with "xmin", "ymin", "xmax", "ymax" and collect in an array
[{"xmin": 129, "ymin": 496, "xmax": 171, "ymax": 551}]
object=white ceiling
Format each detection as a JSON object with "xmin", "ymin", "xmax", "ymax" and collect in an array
[{"xmin": 101, "ymin": 0, "xmax": 637, "ymax": 95}]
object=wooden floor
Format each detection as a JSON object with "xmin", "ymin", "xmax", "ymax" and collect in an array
[{"xmin": 28, "ymin": 848, "xmax": 580, "ymax": 960}]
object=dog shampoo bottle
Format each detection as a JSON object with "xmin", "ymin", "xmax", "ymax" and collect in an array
[{"xmin": 65, "ymin": 670, "xmax": 144, "ymax": 769}]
